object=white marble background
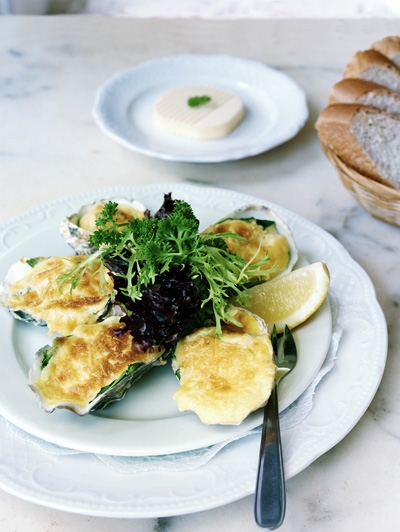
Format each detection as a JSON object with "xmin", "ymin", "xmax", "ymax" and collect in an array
[
  {"xmin": 0, "ymin": 14, "xmax": 399, "ymax": 532},
  {"xmin": 1, "ymin": 0, "xmax": 400, "ymax": 17},
  {"xmin": 80, "ymin": 0, "xmax": 400, "ymax": 17}
]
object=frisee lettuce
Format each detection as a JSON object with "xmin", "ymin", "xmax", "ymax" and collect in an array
[{"xmin": 58, "ymin": 197, "xmax": 274, "ymax": 337}]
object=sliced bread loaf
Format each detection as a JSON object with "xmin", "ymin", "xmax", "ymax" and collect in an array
[
  {"xmin": 343, "ymin": 49, "xmax": 400, "ymax": 94},
  {"xmin": 328, "ymin": 78, "xmax": 400, "ymax": 118},
  {"xmin": 372, "ymin": 35, "xmax": 400, "ymax": 69},
  {"xmin": 315, "ymin": 103, "xmax": 400, "ymax": 189}
]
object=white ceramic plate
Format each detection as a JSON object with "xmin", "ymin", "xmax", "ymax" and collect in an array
[
  {"xmin": 0, "ymin": 184, "xmax": 387, "ymax": 518},
  {"xmin": 0, "ymin": 185, "xmax": 330, "ymax": 456},
  {"xmin": 93, "ymin": 55, "xmax": 308, "ymax": 162}
]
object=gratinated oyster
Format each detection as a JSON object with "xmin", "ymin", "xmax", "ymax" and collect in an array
[
  {"xmin": 204, "ymin": 204, "xmax": 298, "ymax": 280},
  {"xmin": 0, "ymin": 255, "xmax": 114, "ymax": 335},
  {"xmin": 29, "ymin": 316, "xmax": 166, "ymax": 414},
  {"xmin": 60, "ymin": 198, "xmax": 147, "ymax": 254},
  {"xmin": 172, "ymin": 307, "xmax": 276, "ymax": 425}
]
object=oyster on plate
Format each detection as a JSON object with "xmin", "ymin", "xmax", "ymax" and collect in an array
[
  {"xmin": 171, "ymin": 307, "xmax": 276, "ymax": 425},
  {"xmin": 60, "ymin": 198, "xmax": 147, "ymax": 255},
  {"xmin": 204, "ymin": 203, "xmax": 298, "ymax": 280},
  {"xmin": 0, "ymin": 255, "xmax": 114, "ymax": 336},
  {"xmin": 29, "ymin": 316, "xmax": 166, "ymax": 414}
]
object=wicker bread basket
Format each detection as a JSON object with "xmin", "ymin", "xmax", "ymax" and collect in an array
[{"xmin": 321, "ymin": 142, "xmax": 400, "ymax": 227}]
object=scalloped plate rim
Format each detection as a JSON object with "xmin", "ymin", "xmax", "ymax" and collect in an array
[{"xmin": 92, "ymin": 54, "xmax": 309, "ymax": 162}]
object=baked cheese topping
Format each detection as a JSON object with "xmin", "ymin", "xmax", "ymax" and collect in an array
[
  {"xmin": 154, "ymin": 86, "xmax": 244, "ymax": 139},
  {"xmin": 172, "ymin": 309, "xmax": 276, "ymax": 425},
  {"xmin": 31, "ymin": 317, "xmax": 163, "ymax": 410},
  {"xmin": 206, "ymin": 218, "xmax": 290, "ymax": 279},
  {"xmin": 4, "ymin": 256, "xmax": 114, "ymax": 336},
  {"xmin": 79, "ymin": 201, "xmax": 145, "ymax": 232}
]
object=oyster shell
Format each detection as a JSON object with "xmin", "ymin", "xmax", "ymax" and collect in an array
[
  {"xmin": 0, "ymin": 255, "xmax": 115, "ymax": 335},
  {"xmin": 204, "ymin": 203, "xmax": 298, "ymax": 280},
  {"xmin": 29, "ymin": 316, "xmax": 166, "ymax": 415},
  {"xmin": 0, "ymin": 257, "xmax": 46, "ymax": 326},
  {"xmin": 171, "ymin": 306, "xmax": 276, "ymax": 425},
  {"xmin": 60, "ymin": 197, "xmax": 147, "ymax": 255}
]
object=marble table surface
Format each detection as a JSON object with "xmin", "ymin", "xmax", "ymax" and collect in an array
[
  {"xmin": 0, "ymin": 15, "xmax": 399, "ymax": 532},
  {"xmin": 4, "ymin": 0, "xmax": 400, "ymax": 18}
]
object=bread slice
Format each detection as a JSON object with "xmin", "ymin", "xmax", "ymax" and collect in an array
[
  {"xmin": 315, "ymin": 103, "xmax": 400, "ymax": 188},
  {"xmin": 343, "ymin": 49, "xmax": 400, "ymax": 94},
  {"xmin": 372, "ymin": 36, "xmax": 400, "ymax": 69},
  {"xmin": 328, "ymin": 78, "xmax": 400, "ymax": 118}
]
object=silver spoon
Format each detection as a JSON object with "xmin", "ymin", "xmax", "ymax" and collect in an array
[{"xmin": 254, "ymin": 326, "xmax": 297, "ymax": 529}]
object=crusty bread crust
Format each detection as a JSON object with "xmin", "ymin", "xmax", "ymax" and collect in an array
[
  {"xmin": 315, "ymin": 103, "xmax": 396, "ymax": 186},
  {"xmin": 328, "ymin": 78, "xmax": 385, "ymax": 105},
  {"xmin": 372, "ymin": 36, "xmax": 400, "ymax": 67},
  {"xmin": 343, "ymin": 49, "xmax": 400, "ymax": 79},
  {"xmin": 318, "ymin": 38, "xmax": 400, "ymax": 192}
]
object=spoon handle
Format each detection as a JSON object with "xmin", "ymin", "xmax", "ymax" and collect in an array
[{"xmin": 254, "ymin": 385, "xmax": 286, "ymax": 529}]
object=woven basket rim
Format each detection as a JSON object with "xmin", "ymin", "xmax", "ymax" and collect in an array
[{"xmin": 321, "ymin": 142, "xmax": 400, "ymax": 200}]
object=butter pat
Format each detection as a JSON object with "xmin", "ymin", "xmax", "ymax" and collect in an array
[{"xmin": 154, "ymin": 86, "xmax": 245, "ymax": 139}]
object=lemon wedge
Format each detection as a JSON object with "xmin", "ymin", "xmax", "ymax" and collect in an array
[{"xmin": 243, "ymin": 261, "xmax": 330, "ymax": 334}]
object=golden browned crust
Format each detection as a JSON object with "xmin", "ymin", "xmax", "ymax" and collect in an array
[
  {"xmin": 343, "ymin": 49, "xmax": 399, "ymax": 79},
  {"xmin": 33, "ymin": 318, "xmax": 162, "ymax": 409},
  {"xmin": 79, "ymin": 202, "xmax": 145, "ymax": 232},
  {"xmin": 320, "ymin": 38, "xmax": 400, "ymax": 192},
  {"xmin": 315, "ymin": 103, "xmax": 390, "ymax": 184},
  {"xmin": 327, "ymin": 78, "xmax": 386, "ymax": 105},
  {"xmin": 172, "ymin": 309, "xmax": 276, "ymax": 425},
  {"xmin": 372, "ymin": 36, "xmax": 400, "ymax": 65},
  {"xmin": 205, "ymin": 218, "xmax": 289, "ymax": 279},
  {"xmin": 5, "ymin": 256, "xmax": 113, "ymax": 335}
]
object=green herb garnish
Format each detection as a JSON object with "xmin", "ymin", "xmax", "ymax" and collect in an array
[
  {"xmin": 40, "ymin": 348, "xmax": 54, "ymax": 370},
  {"xmin": 26, "ymin": 257, "xmax": 45, "ymax": 268},
  {"xmin": 97, "ymin": 362, "xmax": 142, "ymax": 396},
  {"xmin": 57, "ymin": 253, "xmax": 108, "ymax": 295},
  {"xmin": 58, "ymin": 199, "xmax": 274, "ymax": 337},
  {"xmin": 188, "ymin": 95, "xmax": 211, "ymax": 108}
]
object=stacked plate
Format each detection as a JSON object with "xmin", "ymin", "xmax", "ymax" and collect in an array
[{"xmin": 0, "ymin": 184, "xmax": 387, "ymax": 517}]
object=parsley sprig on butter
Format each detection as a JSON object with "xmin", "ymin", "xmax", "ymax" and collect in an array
[{"xmin": 187, "ymin": 95, "xmax": 211, "ymax": 107}]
